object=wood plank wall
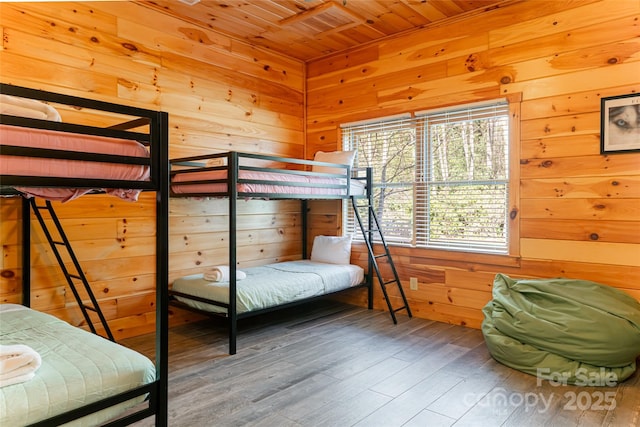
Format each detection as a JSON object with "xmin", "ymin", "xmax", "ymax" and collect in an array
[
  {"xmin": 0, "ymin": 1, "xmax": 305, "ymax": 338},
  {"xmin": 0, "ymin": 0, "xmax": 638, "ymax": 338},
  {"xmin": 305, "ymin": 0, "xmax": 640, "ymax": 328}
]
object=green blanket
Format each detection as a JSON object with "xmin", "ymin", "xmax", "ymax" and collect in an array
[{"xmin": 482, "ymin": 274, "xmax": 640, "ymax": 385}]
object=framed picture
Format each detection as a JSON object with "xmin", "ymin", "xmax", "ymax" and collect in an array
[{"xmin": 601, "ymin": 93, "xmax": 640, "ymax": 154}]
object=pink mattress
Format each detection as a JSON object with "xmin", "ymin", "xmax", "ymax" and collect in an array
[
  {"xmin": 0, "ymin": 124, "xmax": 150, "ymax": 202},
  {"xmin": 171, "ymin": 169, "xmax": 365, "ymax": 197}
]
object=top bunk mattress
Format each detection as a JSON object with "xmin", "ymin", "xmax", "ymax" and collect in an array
[
  {"xmin": 0, "ymin": 124, "xmax": 150, "ymax": 202},
  {"xmin": 171, "ymin": 169, "xmax": 366, "ymax": 198},
  {"xmin": 0, "ymin": 89, "xmax": 160, "ymax": 202},
  {"xmin": 172, "ymin": 260, "xmax": 365, "ymax": 314},
  {"xmin": 0, "ymin": 304, "xmax": 155, "ymax": 426}
]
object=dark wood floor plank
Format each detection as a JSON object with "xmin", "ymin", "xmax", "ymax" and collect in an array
[
  {"xmin": 121, "ymin": 300, "xmax": 640, "ymax": 427},
  {"xmin": 279, "ymin": 353, "xmax": 411, "ymax": 422},
  {"xmin": 436, "ymin": 338, "xmax": 494, "ymax": 377},
  {"xmin": 208, "ymin": 373, "xmax": 336, "ymax": 426},
  {"xmin": 369, "ymin": 343, "xmax": 470, "ymax": 398},
  {"xmin": 353, "ymin": 369, "xmax": 466, "ymax": 427},
  {"xmin": 402, "ymin": 409, "xmax": 456, "ymax": 427},
  {"xmin": 301, "ymin": 389, "xmax": 391, "ymax": 427},
  {"xmin": 601, "ymin": 368, "xmax": 640, "ymax": 427},
  {"xmin": 244, "ymin": 413, "xmax": 302, "ymax": 427},
  {"xmin": 426, "ymin": 357, "xmax": 517, "ymax": 420},
  {"xmin": 455, "ymin": 358, "xmax": 549, "ymax": 425}
]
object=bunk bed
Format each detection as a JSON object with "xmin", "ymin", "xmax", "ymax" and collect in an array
[
  {"xmin": 169, "ymin": 151, "xmax": 376, "ymax": 355},
  {"xmin": 0, "ymin": 83, "xmax": 169, "ymax": 426}
]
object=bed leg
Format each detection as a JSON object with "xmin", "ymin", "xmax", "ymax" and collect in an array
[
  {"xmin": 302, "ymin": 199, "xmax": 308, "ymax": 259},
  {"xmin": 229, "ymin": 152, "xmax": 238, "ymax": 355},
  {"xmin": 229, "ymin": 321, "xmax": 237, "ymax": 355},
  {"xmin": 22, "ymin": 197, "xmax": 31, "ymax": 307}
]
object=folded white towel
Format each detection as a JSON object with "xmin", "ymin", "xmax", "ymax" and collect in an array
[
  {"xmin": 203, "ymin": 266, "xmax": 246, "ymax": 282},
  {"xmin": 0, "ymin": 344, "xmax": 42, "ymax": 388}
]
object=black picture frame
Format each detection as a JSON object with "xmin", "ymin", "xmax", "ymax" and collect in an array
[{"xmin": 600, "ymin": 93, "xmax": 640, "ymax": 154}]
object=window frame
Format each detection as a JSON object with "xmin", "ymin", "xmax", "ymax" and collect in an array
[{"xmin": 341, "ymin": 95, "xmax": 521, "ymax": 257}]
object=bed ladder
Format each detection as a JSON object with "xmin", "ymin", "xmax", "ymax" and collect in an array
[
  {"xmin": 351, "ymin": 197, "xmax": 412, "ymax": 324},
  {"xmin": 29, "ymin": 199, "xmax": 115, "ymax": 342}
]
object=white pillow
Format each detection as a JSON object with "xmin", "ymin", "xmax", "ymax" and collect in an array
[
  {"xmin": 310, "ymin": 235, "xmax": 352, "ymax": 265},
  {"xmin": 0, "ymin": 94, "xmax": 61, "ymax": 121},
  {"xmin": 312, "ymin": 150, "xmax": 356, "ymax": 175}
]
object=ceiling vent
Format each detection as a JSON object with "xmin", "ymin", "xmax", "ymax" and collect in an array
[{"xmin": 279, "ymin": 2, "xmax": 365, "ymax": 36}]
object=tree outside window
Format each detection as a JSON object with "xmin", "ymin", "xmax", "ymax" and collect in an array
[{"xmin": 342, "ymin": 101, "xmax": 510, "ymax": 254}]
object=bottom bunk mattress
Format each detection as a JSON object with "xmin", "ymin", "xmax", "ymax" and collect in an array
[
  {"xmin": 172, "ymin": 260, "xmax": 365, "ymax": 314},
  {"xmin": 0, "ymin": 304, "xmax": 155, "ymax": 427}
]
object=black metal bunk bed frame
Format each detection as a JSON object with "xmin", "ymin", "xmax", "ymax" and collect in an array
[
  {"xmin": 169, "ymin": 151, "xmax": 411, "ymax": 355},
  {"xmin": 0, "ymin": 83, "xmax": 169, "ymax": 427}
]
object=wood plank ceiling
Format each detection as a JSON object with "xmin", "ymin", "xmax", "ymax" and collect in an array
[{"xmin": 139, "ymin": 0, "xmax": 513, "ymax": 62}]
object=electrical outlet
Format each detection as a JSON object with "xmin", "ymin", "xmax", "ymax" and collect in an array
[{"xmin": 409, "ymin": 277, "xmax": 418, "ymax": 290}]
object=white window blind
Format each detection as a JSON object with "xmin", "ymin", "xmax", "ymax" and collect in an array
[{"xmin": 342, "ymin": 100, "xmax": 510, "ymax": 254}]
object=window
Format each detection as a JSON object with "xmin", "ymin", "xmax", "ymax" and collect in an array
[{"xmin": 342, "ymin": 100, "xmax": 510, "ymax": 254}]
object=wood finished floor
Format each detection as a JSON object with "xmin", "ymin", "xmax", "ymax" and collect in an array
[{"xmin": 122, "ymin": 300, "xmax": 640, "ymax": 427}]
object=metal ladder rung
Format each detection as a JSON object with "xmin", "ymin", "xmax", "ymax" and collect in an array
[
  {"xmin": 29, "ymin": 199, "xmax": 114, "ymax": 342},
  {"xmin": 350, "ymin": 196, "xmax": 412, "ymax": 323}
]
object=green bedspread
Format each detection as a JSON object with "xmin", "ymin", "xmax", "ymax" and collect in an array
[
  {"xmin": 482, "ymin": 274, "xmax": 640, "ymax": 385},
  {"xmin": 0, "ymin": 304, "xmax": 155, "ymax": 426}
]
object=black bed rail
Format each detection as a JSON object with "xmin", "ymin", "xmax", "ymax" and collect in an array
[
  {"xmin": 167, "ymin": 160, "xmax": 375, "ymax": 355},
  {"xmin": 2, "ymin": 83, "xmax": 169, "ymax": 427},
  {"xmin": 169, "ymin": 151, "xmax": 363, "ymax": 200},
  {"xmin": 27, "ymin": 383, "xmax": 157, "ymax": 427},
  {"xmin": 1, "ymin": 84, "xmax": 155, "ymax": 123},
  {"xmin": 0, "ymin": 83, "xmax": 162, "ymax": 191},
  {"xmin": 168, "ymin": 282, "xmax": 370, "ymax": 321},
  {"xmin": 0, "ymin": 114, "xmax": 151, "ymax": 143}
]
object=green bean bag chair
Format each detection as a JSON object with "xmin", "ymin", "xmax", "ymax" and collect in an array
[{"xmin": 482, "ymin": 274, "xmax": 640, "ymax": 385}]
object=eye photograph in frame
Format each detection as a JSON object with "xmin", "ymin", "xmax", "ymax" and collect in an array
[{"xmin": 601, "ymin": 93, "xmax": 640, "ymax": 154}]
